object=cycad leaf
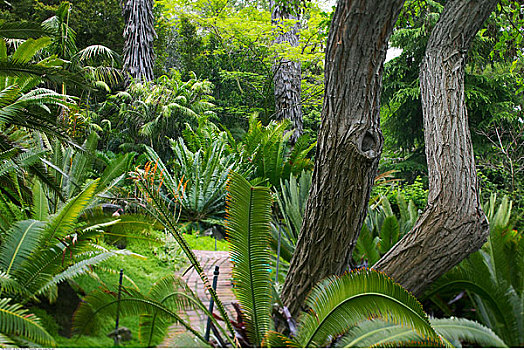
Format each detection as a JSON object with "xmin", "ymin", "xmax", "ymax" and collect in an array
[
  {"xmin": 0, "ymin": 298, "xmax": 55, "ymax": 347},
  {"xmin": 131, "ymin": 158, "xmax": 236, "ymax": 342},
  {"xmin": 431, "ymin": 318, "xmax": 507, "ymax": 347},
  {"xmin": 72, "ymin": 288, "xmax": 205, "ymax": 343},
  {"xmin": 338, "ymin": 317, "xmax": 506, "ymax": 348},
  {"xmin": 35, "ymin": 249, "xmax": 142, "ymax": 298},
  {"xmin": 97, "ymin": 153, "xmax": 133, "ymax": 192},
  {"xmin": 263, "ymin": 331, "xmax": 302, "ymax": 348},
  {"xmin": 31, "ymin": 180, "xmax": 49, "ymax": 221},
  {"xmin": 0, "ymin": 220, "xmax": 45, "ymax": 275},
  {"xmin": 0, "ymin": 271, "xmax": 25, "ymax": 297},
  {"xmin": 44, "ymin": 179, "xmax": 99, "ymax": 242},
  {"xmin": 379, "ymin": 216, "xmax": 399, "ymax": 254},
  {"xmin": 296, "ymin": 269, "xmax": 441, "ymax": 347},
  {"xmin": 226, "ymin": 171, "xmax": 273, "ymax": 347},
  {"xmin": 426, "ymin": 257, "xmax": 518, "ymax": 342},
  {"xmin": 139, "ymin": 275, "xmax": 197, "ymax": 347}
]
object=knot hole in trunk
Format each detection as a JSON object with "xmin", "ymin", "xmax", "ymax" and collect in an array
[{"xmin": 359, "ymin": 130, "xmax": 380, "ymax": 159}]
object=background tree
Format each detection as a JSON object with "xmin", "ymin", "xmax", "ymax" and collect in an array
[
  {"xmin": 122, "ymin": 0, "xmax": 156, "ymax": 84},
  {"xmin": 281, "ymin": 0, "xmax": 406, "ymax": 317},
  {"xmin": 270, "ymin": 0, "xmax": 304, "ymax": 143},
  {"xmin": 373, "ymin": 0, "xmax": 499, "ymax": 295}
]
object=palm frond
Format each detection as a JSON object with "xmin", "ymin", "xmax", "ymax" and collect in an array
[
  {"xmin": 295, "ymin": 269, "xmax": 442, "ymax": 348},
  {"xmin": 0, "ymin": 61, "xmax": 84, "ymax": 86},
  {"xmin": 226, "ymin": 171, "xmax": 273, "ymax": 347},
  {"xmin": 379, "ymin": 216, "xmax": 400, "ymax": 254},
  {"xmin": 426, "ymin": 253, "xmax": 519, "ymax": 344},
  {"xmin": 72, "ymin": 45, "xmax": 121, "ymax": 65},
  {"xmin": 11, "ymin": 37, "xmax": 51, "ymax": 64},
  {"xmin": 0, "ymin": 332, "xmax": 16, "ymax": 347}
]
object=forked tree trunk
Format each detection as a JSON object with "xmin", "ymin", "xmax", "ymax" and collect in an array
[
  {"xmin": 271, "ymin": 0, "xmax": 303, "ymax": 143},
  {"xmin": 122, "ymin": 0, "xmax": 156, "ymax": 85},
  {"xmin": 281, "ymin": 0, "xmax": 405, "ymax": 317},
  {"xmin": 373, "ymin": 0, "xmax": 498, "ymax": 295}
]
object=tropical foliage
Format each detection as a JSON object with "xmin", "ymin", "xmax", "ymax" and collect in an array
[
  {"xmin": 425, "ymin": 194, "xmax": 523, "ymax": 346},
  {"xmin": 0, "ymin": 180, "xmax": 143, "ymax": 347},
  {"xmin": 0, "ymin": 0, "xmax": 522, "ymax": 347}
]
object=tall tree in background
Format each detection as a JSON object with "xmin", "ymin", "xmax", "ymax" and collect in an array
[
  {"xmin": 270, "ymin": 0, "xmax": 303, "ymax": 143},
  {"xmin": 281, "ymin": 0, "xmax": 406, "ymax": 317},
  {"xmin": 374, "ymin": 0, "xmax": 499, "ymax": 294},
  {"xmin": 122, "ymin": 0, "xmax": 156, "ymax": 84}
]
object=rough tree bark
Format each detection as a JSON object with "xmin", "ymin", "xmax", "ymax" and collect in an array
[
  {"xmin": 122, "ymin": 0, "xmax": 156, "ymax": 85},
  {"xmin": 281, "ymin": 0, "xmax": 405, "ymax": 317},
  {"xmin": 271, "ymin": 0, "xmax": 303, "ymax": 143},
  {"xmin": 373, "ymin": 0, "xmax": 498, "ymax": 295}
]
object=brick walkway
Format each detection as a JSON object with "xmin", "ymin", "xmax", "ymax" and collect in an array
[{"xmin": 159, "ymin": 250, "xmax": 236, "ymax": 348}]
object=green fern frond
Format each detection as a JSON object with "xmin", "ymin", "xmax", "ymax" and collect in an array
[
  {"xmin": 0, "ymin": 298, "xmax": 55, "ymax": 347},
  {"xmin": 226, "ymin": 171, "xmax": 273, "ymax": 347},
  {"xmin": 296, "ymin": 269, "xmax": 441, "ymax": 348}
]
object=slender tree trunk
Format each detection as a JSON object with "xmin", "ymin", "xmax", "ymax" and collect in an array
[
  {"xmin": 373, "ymin": 0, "xmax": 498, "ymax": 295},
  {"xmin": 122, "ymin": 0, "xmax": 156, "ymax": 85},
  {"xmin": 271, "ymin": 0, "xmax": 303, "ymax": 143},
  {"xmin": 281, "ymin": 0, "xmax": 405, "ymax": 318}
]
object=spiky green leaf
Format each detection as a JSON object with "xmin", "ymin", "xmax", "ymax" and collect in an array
[{"xmin": 226, "ymin": 171, "xmax": 273, "ymax": 347}]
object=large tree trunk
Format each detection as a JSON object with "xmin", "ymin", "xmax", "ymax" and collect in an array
[
  {"xmin": 281, "ymin": 0, "xmax": 405, "ymax": 318},
  {"xmin": 373, "ymin": 0, "xmax": 498, "ymax": 295},
  {"xmin": 122, "ymin": 0, "xmax": 156, "ymax": 85},
  {"xmin": 271, "ymin": 1, "xmax": 303, "ymax": 143}
]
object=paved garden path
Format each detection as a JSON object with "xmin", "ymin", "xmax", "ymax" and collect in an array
[{"xmin": 159, "ymin": 250, "xmax": 236, "ymax": 348}]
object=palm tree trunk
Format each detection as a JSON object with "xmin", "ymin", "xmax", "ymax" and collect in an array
[
  {"xmin": 271, "ymin": 0, "xmax": 303, "ymax": 143},
  {"xmin": 122, "ymin": 0, "xmax": 156, "ymax": 85}
]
